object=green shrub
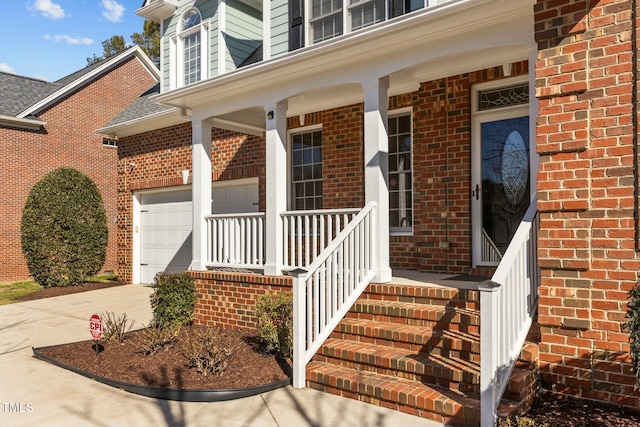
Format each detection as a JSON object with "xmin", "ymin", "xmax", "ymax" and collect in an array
[
  {"xmin": 623, "ymin": 281, "xmax": 640, "ymax": 386},
  {"xmin": 256, "ymin": 292, "xmax": 293, "ymax": 358},
  {"xmin": 134, "ymin": 324, "xmax": 181, "ymax": 356},
  {"xmin": 150, "ymin": 273, "xmax": 197, "ymax": 329},
  {"xmin": 20, "ymin": 167, "xmax": 107, "ymax": 288},
  {"xmin": 181, "ymin": 327, "xmax": 235, "ymax": 376}
]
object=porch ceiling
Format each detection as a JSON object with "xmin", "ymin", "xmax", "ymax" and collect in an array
[{"xmin": 155, "ymin": 0, "xmax": 535, "ymax": 130}]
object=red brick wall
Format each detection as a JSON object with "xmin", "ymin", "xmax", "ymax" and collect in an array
[
  {"xmin": 0, "ymin": 57, "xmax": 157, "ymax": 282},
  {"xmin": 190, "ymin": 270, "xmax": 292, "ymax": 329},
  {"xmin": 535, "ymin": 0, "xmax": 640, "ymax": 409}
]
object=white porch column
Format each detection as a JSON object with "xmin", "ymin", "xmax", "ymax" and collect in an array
[
  {"xmin": 191, "ymin": 118, "xmax": 213, "ymax": 271},
  {"xmin": 264, "ymin": 101, "xmax": 288, "ymax": 276},
  {"xmin": 363, "ymin": 77, "xmax": 392, "ymax": 283}
]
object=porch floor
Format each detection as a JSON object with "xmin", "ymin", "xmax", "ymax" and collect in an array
[{"xmin": 388, "ymin": 270, "xmax": 487, "ymax": 291}]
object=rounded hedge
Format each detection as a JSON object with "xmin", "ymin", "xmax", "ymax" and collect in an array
[{"xmin": 21, "ymin": 167, "xmax": 108, "ymax": 287}]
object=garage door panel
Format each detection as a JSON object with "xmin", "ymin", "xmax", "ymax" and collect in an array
[{"xmin": 140, "ymin": 199, "xmax": 192, "ymax": 284}]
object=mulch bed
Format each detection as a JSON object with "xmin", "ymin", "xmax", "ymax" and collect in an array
[
  {"xmin": 37, "ymin": 324, "xmax": 289, "ymax": 390},
  {"xmin": 525, "ymin": 394, "xmax": 640, "ymax": 427}
]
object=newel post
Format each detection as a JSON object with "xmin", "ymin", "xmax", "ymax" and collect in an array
[
  {"xmin": 479, "ymin": 279, "xmax": 501, "ymax": 427},
  {"xmin": 290, "ymin": 268, "xmax": 307, "ymax": 388}
]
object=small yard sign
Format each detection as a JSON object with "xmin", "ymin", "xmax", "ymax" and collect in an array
[{"xmin": 90, "ymin": 313, "xmax": 103, "ymax": 340}]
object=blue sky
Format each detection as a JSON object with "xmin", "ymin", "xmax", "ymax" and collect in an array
[{"xmin": 0, "ymin": 1, "xmax": 147, "ymax": 82}]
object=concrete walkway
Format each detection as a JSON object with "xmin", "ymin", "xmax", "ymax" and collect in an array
[{"xmin": 0, "ymin": 285, "xmax": 449, "ymax": 427}]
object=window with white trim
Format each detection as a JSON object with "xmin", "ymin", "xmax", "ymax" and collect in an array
[
  {"xmin": 349, "ymin": 0, "xmax": 385, "ymax": 31},
  {"xmin": 309, "ymin": 0, "xmax": 343, "ymax": 43},
  {"xmin": 171, "ymin": 7, "xmax": 208, "ymax": 88},
  {"xmin": 291, "ymin": 129, "xmax": 323, "ymax": 210},
  {"xmin": 306, "ymin": 0, "xmax": 445, "ymax": 46},
  {"xmin": 388, "ymin": 112, "xmax": 413, "ymax": 233}
]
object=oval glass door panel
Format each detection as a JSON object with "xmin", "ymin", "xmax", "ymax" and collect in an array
[{"xmin": 481, "ymin": 117, "xmax": 530, "ymax": 262}]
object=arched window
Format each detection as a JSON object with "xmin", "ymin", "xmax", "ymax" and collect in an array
[{"xmin": 176, "ymin": 7, "xmax": 206, "ymax": 86}]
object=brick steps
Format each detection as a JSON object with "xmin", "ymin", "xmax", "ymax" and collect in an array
[
  {"xmin": 332, "ymin": 317, "xmax": 481, "ymax": 359},
  {"xmin": 316, "ymin": 338, "xmax": 480, "ymax": 392},
  {"xmin": 347, "ymin": 299, "xmax": 480, "ymax": 333},
  {"xmin": 305, "ymin": 283, "xmax": 538, "ymax": 426},
  {"xmin": 306, "ymin": 360, "xmax": 481, "ymax": 426}
]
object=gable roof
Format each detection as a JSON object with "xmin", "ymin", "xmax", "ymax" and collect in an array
[
  {"xmin": 0, "ymin": 73, "xmax": 60, "ymax": 117},
  {"xmin": 0, "ymin": 46, "xmax": 159, "ymax": 125}
]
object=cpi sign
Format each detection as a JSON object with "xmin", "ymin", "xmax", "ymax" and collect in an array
[{"xmin": 89, "ymin": 313, "xmax": 103, "ymax": 340}]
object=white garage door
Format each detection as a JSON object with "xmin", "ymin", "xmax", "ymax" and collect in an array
[
  {"xmin": 138, "ymin": 179, "xmax": 258, "ymax": 284},
  {"xmin": 212, "ymin": 180, "xmax": 259, "ymax": 214},
  {"xmin": 140, "ymin": 190, "xmax": 192, "ymax": 284}
]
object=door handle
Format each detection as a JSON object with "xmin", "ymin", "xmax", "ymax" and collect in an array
[{"xmin": 472, "ymin": 184, "xmax": 480, "ymax": 200}]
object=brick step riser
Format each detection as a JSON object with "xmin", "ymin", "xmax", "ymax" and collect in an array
[
  {"xmin": 364, "ymin": 284, "xmax": 479, "ymax": 304},
  {"xmin": 305, "ymin": 372, "xmax": 480, "ymax": 427},
  {"xmin": 329, "ymin": 331, "xmax": 480, "ymax": 361},
  {"xmin": 358, "ymin": 294, "xmax": 479, "ymax": 310},
  {"xmin": 314, "ymin": 349, "xmax": 481, "ymax": 392},
  {"xmin": 345, "ymin": 312, "xmax": 480, "ymax": 334},
  {"xmin": 351, "ymin": 304, "xmax": 480, "ymax": 325},
  {"xmin": 313, "ymin": 354, "xmax": 482, "ymax": 395}
]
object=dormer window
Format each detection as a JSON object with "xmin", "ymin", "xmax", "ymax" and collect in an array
[
  {"xmin": 181, "ymin": 9, "xmax": 202, "ymax": 85},
  {"xmin": 170, "ymin": 7, "xmax": 208, "ymax": 88}
]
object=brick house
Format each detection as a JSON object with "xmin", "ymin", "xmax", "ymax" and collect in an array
[
  {"xmin": 102, "ymin": 0, "xmax": 640, "ymax": 425},
  {"xmin": 0, "ymin": 46, "xmax": 160, "ymax": 282}
]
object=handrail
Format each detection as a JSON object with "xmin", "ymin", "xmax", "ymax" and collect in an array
[
  {"xmin": 479, "ymin": 197, "xmax": 539, "ymax": 427},
  {"xmin": 291, "ymin": 202, "xmax": 376, "ymax": 388}
]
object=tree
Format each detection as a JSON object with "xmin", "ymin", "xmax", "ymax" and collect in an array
[
  {"xmin": 87, "ymin": 35, "xmax": 129, "ymax": 65},
  {"xmin": 21, "ymin": 168, "xmax": 108, "ymax": 287},
  {"xmin": 87, "ymin": 20, "xmax": 160, "ymax": 66},
  {"xmin": 131, "ymin": 20, "xmax": 160, "ymax": 66}
]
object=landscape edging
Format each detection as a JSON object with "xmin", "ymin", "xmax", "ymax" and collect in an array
[{"xmin": 32, "ymin": 346, "xmax": 291, "ymax": 402}]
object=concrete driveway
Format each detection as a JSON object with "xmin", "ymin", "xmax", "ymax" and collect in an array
[{"xmin": 0, "ymin": 285, "xmax": 447, "ymax": 427}]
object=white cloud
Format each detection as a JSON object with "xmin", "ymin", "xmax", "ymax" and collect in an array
[
  {"xmin": 102, "ymin": 0, "xmax": 125, "ymax": 23},
  {"xmin": 28, "ymin": 0, "xmax": 66, "ymax": 20},
  {"xmin": 44, "ymin": 34, "xmax": 94, "ymax": 45},
  {"xmin": 0, "ymin": 63, "xmax": 16, "ymax": 74}
]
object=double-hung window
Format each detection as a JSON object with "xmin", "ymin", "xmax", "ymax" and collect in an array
[
  {"xmin": 291, "ymin": 129, "xmax": 323, "ymax": 210},
  {"xmin": 309, "ymin": 0, "xmax": 343, "ymax": 44},
  {"xmin": 349, "ymin": 0, "xmax": 385, "ymax": 31},
  {"xmin": 388, "ymin": 112, "xmax": 413, "ymax": 234}
]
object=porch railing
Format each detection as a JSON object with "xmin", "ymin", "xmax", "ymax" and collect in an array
[
  {"xmin": 291, "ymin": 202, "xmax": 376, "ymax": 387},
  {"xmin": 482, "ymin": 228, "xmax": 503, "ymax": 263},
  {"xmin": 282, "ymin": 208, "xmax": 359, "ymax": 269},
  {"xmin": 205, "ymin": 212, "xmax": 265, "ymax": 269},
  {"xmin": 479, "ymin": 197, "xmax": 539, "ymax": 427}
]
